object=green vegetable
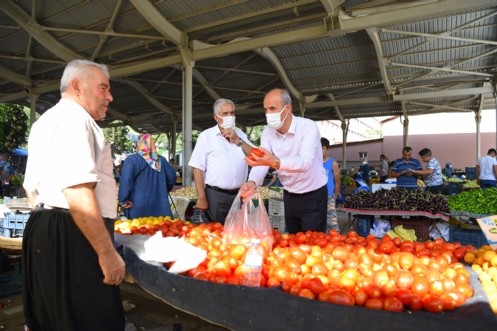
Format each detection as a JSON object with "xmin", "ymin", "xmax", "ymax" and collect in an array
[{"xmin": 448, "ymin": 187, "xmax": 497, "ymax": 215}]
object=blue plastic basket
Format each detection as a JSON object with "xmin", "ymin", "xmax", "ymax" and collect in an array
[
  {"xmin": 450, "ymin": 226, "xmax": 488, "ymax": 248},
  {"xmin": 355, "ymin": 216, "xmax": 373, "ymax": 237}
]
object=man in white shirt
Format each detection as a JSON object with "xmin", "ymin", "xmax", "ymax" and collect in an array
[
  {"xmin": 239, "ymin": 88, "xmax": 328, "ymax": 233},
  {"xmin": 477, "ymin": 148, "xmax": 497, "ymax": 189},
  {"xmin": 188, "ymin": 99, "xmax": 254, "ymax": 224},
  {"xmin": 22, "ymin": 59, "xmax": 125, "ymax": 331}
]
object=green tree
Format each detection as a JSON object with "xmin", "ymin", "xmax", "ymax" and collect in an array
[
  {"xmin": 103, "ymin": 125, "xmax": 130, "ymax": 155},
  {"xmin": 0, "ymin": 103, "xmax": 28, "ymax": 151}
]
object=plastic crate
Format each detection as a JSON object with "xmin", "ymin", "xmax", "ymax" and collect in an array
[
  {"xmin": 390, "ymin": 217, "xmax": 434, "ymax": 242},
  {"xmin": 4, "ymin": 212, "xmax": 30, "ymax": 231},
  {"xmin": 465, "ymin": 167, "xmax": 477, "ymax": 180},
  {"xmin": 355, "ymin": 216, "xmax": 374, "ymax": 237},
  {"xmin": 269, "ymin": 215, "xmax": 286, "ymax": 233},
  {"xmin": 447, "ymin": 182, "xmax": 462, "ymax": 196},
  {"xmin": 450, "ymin": 226, "xmax": 487, "ymax": 248},
  {"xmin": 268, "ymin": 199, "xmax": 284, "ymax": 216},
  {"xmin": 0, "ymin": 262, "xmax": 22, "ymax": 297}
]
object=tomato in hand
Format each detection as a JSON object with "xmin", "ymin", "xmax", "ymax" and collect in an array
[{"xmin": 251, "ymin": 148, "xmax": 264, "ymax": 157}]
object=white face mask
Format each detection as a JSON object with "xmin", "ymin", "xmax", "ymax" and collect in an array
[
  {"xmin": 216, "ymin": 114, "xmax": 236, "ymax": 129},
  {"xmin": 266, "ymin": 105, "xmax": 288, "ymax": 130}
]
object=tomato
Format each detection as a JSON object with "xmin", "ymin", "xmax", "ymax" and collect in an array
[
  {"xmin": 289, "ymin": 246, "xmax": 307, "ymax": 264},
  {"xmin": 422, "ymin": 294, "xmax": 444, "ymax": 313},
  {"xmin": 394, "ymin": 270, "xmax": 414, "ymax": 289},
  {"xmin": 230, "ymin": 244, "xmax": 247, "ymax": 260},
  {"xmin": 266, "ymin": 277, "xmax": 281, "ymax": 288},
  {"xmin": 381, "ymin": 279, "xmax": 398, "ymax": 298},
  {"xmin": 213, "ymin": 260, "xmax": 231, "ymax": 277},
  {"xmin": 364, "ymin": 284, "xmax": 382, "ymax": 299},
  {"xmin": 396, "ymin": 288, "xmax": 413, "ymax": 306},
  {"xmin": 298, "ymin": 288, "xmax": 315, "ymax": 300},
  {"xmin": 250, "ymin": 148, "xmax": 265, "ymax": 157},
  {"xmin": 378, "ymin": 240, "xmax": 395, "ymax": 254},
  {"xmin": 365, "ymin": 298, "xmax": 383, "ymax": 310},
  {"xmin": 411, "ymin": 276, "xmax": 429, "ymax": 297},
  {"xmin": 409, "ymin": 295, "xmax": 423, "ymax": 311},
  {"xmin": 429, "ymin": 280, "xmax": 445, "ymax": 297},
  {"xmin": 384, "ymin": 296, "xmax": 404, "ymax": 312},
  {"xmin": 306, "ymin": 277, "xmax": 327, "ymax": 295},
  {"xmin": 312, "ymin": 263, "xmax": 329, "ymax": 276},
  {"xmin": 398, "ymin": 252, "xmax": 415, "ymax": 270},
  {"xmin": 374, "ymin": 270, "xmax": 389, "ymax": 287},
  {"xmin": 328, "ymin": 289, "xmax": 355, "ymax": 306},
  {"xmin": 392, "ymin": 236, "xmax": 402, "ymax": 247},
  {"xmin": 353, "ymin": 288, "xmax": 368, "ymax": 306},
  {"xmin": 453, "ymin": 247, "xmax": 467, "ymax": 261},
  {"xmin": 332, "ymin": 246, "xmax": 349, "ymax": 262},
  {"xmin": 439, "ymin": 293, "xmax": 457, "ymax": 311}
]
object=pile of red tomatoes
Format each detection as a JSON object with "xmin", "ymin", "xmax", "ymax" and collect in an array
[{"xmin": 177, "ymin": 223, "xmax": 476, "ymax": 314}]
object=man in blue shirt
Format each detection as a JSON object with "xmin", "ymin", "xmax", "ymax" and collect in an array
[{"xmin": 390, "ymin": 146, "xmax": 422, "ymax": 189}]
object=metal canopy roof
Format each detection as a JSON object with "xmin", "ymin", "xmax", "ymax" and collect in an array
[{"xmin": 1, "ymin": 0, "xmax": 496, "ymax": 135}]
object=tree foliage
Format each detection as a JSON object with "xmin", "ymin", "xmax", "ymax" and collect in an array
[
  {"xmin": 0, "ymin": 103, "xmax": 28, "ymax": 151},
  {"xmin": 103, "ymin": 126, "xmax": 130, "ymax": 155}
]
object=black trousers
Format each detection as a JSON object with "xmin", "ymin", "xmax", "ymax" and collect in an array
[
  {"xmin": 284, "ymin": 185, "xmax": 328, "ymax": 234},
  {"xmin": 22, "ymin": 208, "xmax": 124, "ymax": 331},
  {"xmin": 205, "ymin": 186, "xmax": 238, "ymax": 224}
]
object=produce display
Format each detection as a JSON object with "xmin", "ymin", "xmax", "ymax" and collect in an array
[
  {"xmin": 170, "ymin": 185, "xmax": 283, "ymax": 200},
  {"xmin": 116, "ymin": 218, "xmax": 490, "ymax": 315},
  {"xmin": 465, "ymin": 246, "xmax": 497, "ymax": 313},
  {"xmin": 343, "ymin": 188, "xmax": 449, "ymax": 214},
  {"xmin": 448, "ymin": 188, "xmax": 497, "ymax": 215}
]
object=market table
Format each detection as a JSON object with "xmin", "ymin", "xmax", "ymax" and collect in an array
[
  {"xmin": 337, "ymin": 207, "xmax": 450, "ymax": 239},
  {"xmin": 120, "ymin": 236, "xmax": 497, "ymax": 331}
]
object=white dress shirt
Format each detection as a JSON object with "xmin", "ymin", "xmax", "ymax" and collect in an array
[
  {"xmin": 249, "ymin": 115, "xmax": 327, "ymax": 194},
  {"xmin": 23, "ymin": 99, "xmax": 118, "ymax": 218},
  {"xmin": 188, "ymin": 125, "xmax": 252, "ymax": 190}
]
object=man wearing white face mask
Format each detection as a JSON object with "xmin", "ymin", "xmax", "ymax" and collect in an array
[
  {"xmin": 189, "ymin": 98, "xmax": 254, "ymax": 224},
  {"xmin": 239, "ymin": 88, "xmax": 328, "ymax": 233}
]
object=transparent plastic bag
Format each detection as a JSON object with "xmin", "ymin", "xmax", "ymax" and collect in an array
[{"xmin": 223, "ymin": 192, "xmax": 274, "ymax": 250}]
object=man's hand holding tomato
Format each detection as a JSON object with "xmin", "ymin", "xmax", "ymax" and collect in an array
[{"xmin": 240, "ymin": 147, "xmax": 280, "ymax": 201}]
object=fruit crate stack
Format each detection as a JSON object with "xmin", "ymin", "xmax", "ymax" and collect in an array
[{"xmin": 268, "ymin": 199, "xmax": 285, "ymax": 232}]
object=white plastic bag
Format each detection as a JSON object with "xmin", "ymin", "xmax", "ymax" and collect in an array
[
  {"xmin": 370, "ymin": 218, "xmax": 391, "ymax": 238},
  {"xmin": 223, "ymin": 192, "xmax": 274, "ymax": 249}
]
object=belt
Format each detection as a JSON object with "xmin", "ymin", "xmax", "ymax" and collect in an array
[
  {"xmin": 284, "ymin": 185, "xmax": 325, "ymax": 198},
  {"xmin": 206, "ymin": 184, "xmax": 239, "ymax": 195}
]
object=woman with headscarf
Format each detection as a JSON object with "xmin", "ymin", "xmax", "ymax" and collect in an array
[{"xmin": 118, "ymin": 134, "xmax": 177, "ymax": 219}]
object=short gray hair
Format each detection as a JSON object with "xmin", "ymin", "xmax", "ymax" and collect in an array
[
  {"xmin": 213, "ymin": 99, "xmax": 235, "ymax": 114},
  {"xmin": 60, "ymin": 59, "xmax": 110, "ymax": 94}
]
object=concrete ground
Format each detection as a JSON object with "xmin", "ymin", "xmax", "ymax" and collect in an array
[{"xmin": 0, "ymin": 210, "xmax": 351, "ymax": 331}]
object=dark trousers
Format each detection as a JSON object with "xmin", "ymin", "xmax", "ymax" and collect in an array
[
  {"xmin": 283, "ymin": 185, "xmax": 327, "ymax": 234},
  {"xmin": 205, "ymin": 186, "xmax": 238, "ymax": 224},
  {"xmin": 22, "ymin": 208, "xmax": 124, "ymax": 331}
]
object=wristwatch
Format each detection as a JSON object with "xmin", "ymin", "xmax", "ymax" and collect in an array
[
  {"xmin": 236, "ymin": 139, "xmax": 244, "ymax": 147},
  {"xmin": 271, "ymin": 157, "xmax": 280, "ymax": 170}
]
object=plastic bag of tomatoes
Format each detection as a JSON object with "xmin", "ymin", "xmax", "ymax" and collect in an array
[{"xmin": 223, "ymin": 192, "xmax": 273, "ymax": 250}]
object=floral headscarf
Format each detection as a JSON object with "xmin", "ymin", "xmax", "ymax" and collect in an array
[{"xmin": 136, "ymin": 133, "xmax": 161, "ymax": 171}]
